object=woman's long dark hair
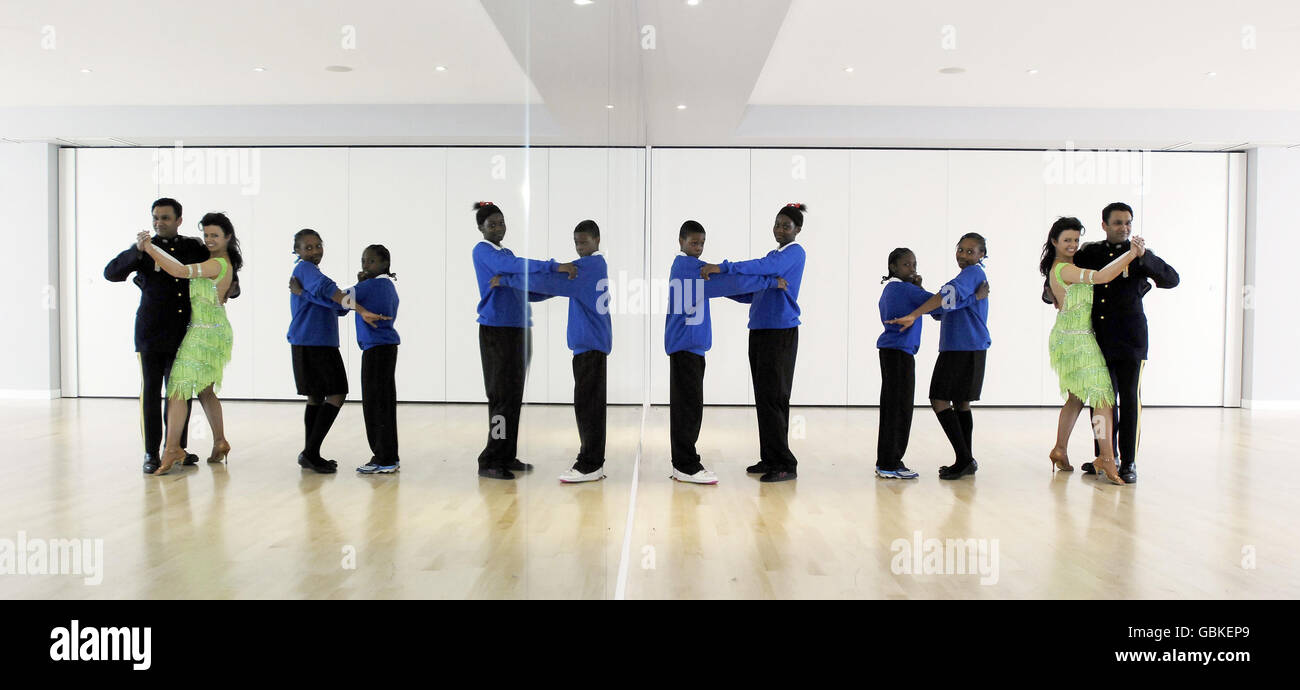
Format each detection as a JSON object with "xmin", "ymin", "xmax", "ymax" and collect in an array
[
  {"xmin": 1039, "ymin": 217, "xmax": 1084, "ymax": 277},
  {"xmin": 200, "ymin": 212, "xmax": 242, "ymax": 292}
]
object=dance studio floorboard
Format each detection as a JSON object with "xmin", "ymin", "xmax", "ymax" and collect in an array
[{"xmin": 1, "ymin": 399, "xmax": 1296, "ymax": 599}]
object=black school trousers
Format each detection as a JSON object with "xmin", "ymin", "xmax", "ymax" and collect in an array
[{"xmin": 748, "ymin": 327, "xmax": 799, "ymax": 471}]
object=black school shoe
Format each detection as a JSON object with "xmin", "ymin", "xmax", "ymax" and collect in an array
[
  {"xmin": 1118, "ymin": 460, "xmax": 1137, "ymax": 484},
  {"xmin": 478, "ymin": 467, "xmax": 517, "ymax": 480},
  {"xmin": 938, "ymin": 459, "xmax": 978, "ymax": 480},
  {"xmin": 759, "ymin": 470, "xmax": 797, "ymax": 483},
  {"xmin": 1080, "ymin": 462, "xmax": 1096, "ymax": 475},
  {"xmin": 142, "ymin": 454, "xmax": 161, "ymax": 474},
  {"xmin": 746, "ymin": 461, "xmax": 772, "ymax": 474},
  {"xmin": 298, "ymin": 452, "xmax": 337, "ymax": 474},
  {"xmin": 182, "ymin": 452, "xmax": 200, "ymax": 466},
  {"xmin": 505, "ymin": 459, "xmax": 534, "ymax": 472}
]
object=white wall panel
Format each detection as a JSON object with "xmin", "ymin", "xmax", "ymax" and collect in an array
[
  {"xmin": 945, "ymin": 151, "xmax": 1048, "ymax": 405},
  {"xmin": 1140, "ymin": 153, "xmax": 1228, "ymax": 406},
  {"xmin": 749, "ymin": 149, "xmax": 851, "ymax": 406},
  {"xmin": 68, "ymin": 146, "xmax": 1236, "ymax": 407},
  {"xmin": 544, "ymin": 148, "xmax": 646, "ymax": 406},
  {"xmin": 443, "ymin": 148, "xmax": 551, "ymax": 403},
  {"xmin": 649, "ymin": 149, "xmax": 753, "ymax": 405},
  {"xmin": 847, "ymin": 150, "xmax": 949, "ymax": 406},
  {"xmin": 346, "ymin": 148, "xmax": 448, "ymax": 403},
  {"xmin": 74, "ymin": 148, "xmax": 161, "ymax": 397}
]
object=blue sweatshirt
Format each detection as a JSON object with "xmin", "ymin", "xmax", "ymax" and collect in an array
[
  {"xmin": 877, "ymin": 280, "xmax": 945, "ymax": 355},
  {"xmin": 937, "ymin": 263, "xmax": 991, "ymax": 352},
  {"xmin": 473, "ymin": 240, "xmax": 557, "ymax": 328},
  {"xmin": 288, "ymin": 261, "xmax": 348, "ymax": 347},
  {"xmin": 665, "ymin": 253, "xmax": 780, "ymax": 356},
  {"xmin": 499, "ymin": 253, "xmax": 612, "ymax": 355},
  {"xmin": 352, "ymin": 275, "xmax": 400, "ymax": 351},
  {"xmin": 719, "ymin": 241, "xmax": 805, "ymax": 330}
]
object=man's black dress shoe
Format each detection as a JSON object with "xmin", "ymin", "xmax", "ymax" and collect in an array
[
  {"xmin": 939, "ymin": 459, "xmax": 978, "ymax": 480},
  {"xmin": 1118, "ymin": 461, "xmax": 1137, "ymax": 484},
  {"xmin": 478, "ymin": 467, "xmax": 517, "ymax": 480},
  {"xmin": 143, "ymin": 454, "xmax": 161, "ymax": 474},
  {"xmin": 182, "ymin": 453, "xmax": 200, "ymax": 466},
  {"xmin": 298, "ymin": 452, "xmax": 336, "ymax": 470},
  {"xmin": 1080, "ymin": 462, "xmax": 1096, "ymax": 475}
]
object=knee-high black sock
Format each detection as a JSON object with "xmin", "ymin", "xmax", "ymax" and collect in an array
[
  {"xmin": 957, "ymin": 409, "xmax": 973, "ymax": 459},
  {"xmin": 304, "ymin": 404, "xmax": 320, "ymax": 451},
  {"xmin": 935, "ymin": 408, "xmax": 971, "ymax": 467},
  {"xmin": 306, "ymin": 403, "xmax": 340, "ymax": 460}
]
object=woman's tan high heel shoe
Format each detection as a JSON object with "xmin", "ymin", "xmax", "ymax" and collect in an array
[
  {"xmin": 154, "ymin": 447, "xmax": 186, "ymax": 476},
  {"xmin": 208, "ymin": 440, "xmax": 231, "ymax": 464},
  {"xmin": 1093, "ymin": 457, "xmax": 1126, "ymax": 485},
  {"xmin": 1049, "ymin": 448, "xmax": 1073, "ymax": 472}
]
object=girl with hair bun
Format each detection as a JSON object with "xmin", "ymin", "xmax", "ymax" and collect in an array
[
  {"xmin": 700, "ymin": 203, "xmax": 808, "ymax": 483},
  {"xmin": 471, "ymin": 202, "xmax": 578, "ymax": 480}
]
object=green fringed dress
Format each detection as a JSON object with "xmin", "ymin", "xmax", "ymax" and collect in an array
[
  {"xmin": 166, "ymin": 258, "xmax": 233, "ymax": 400},
  {"xmin": 1048, "ymin": 262, "xmax": 1115, "ymax": 407}
]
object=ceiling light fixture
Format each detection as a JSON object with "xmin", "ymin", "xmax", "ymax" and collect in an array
[
  {"xmin": 1026, "ymin": 68, "xmax": 1039, "ymax": 75},
  {"xmin": 687, "ymin": 0, "xmax": 701, "ymax": 5},
  {"xmin": 1205, "ymin": 71, "xmax": 1218, "ymax": 77},
  {"xmin": 605, "ymin": 104, "xmax": 615, "ymax": 109},
  {"xmin": 435, "ymin": 65, "xmax": 447, "ymax": 72},
  {"xmin": 325, "ymin": 65, "xmax": 353, "ymax": 72},
  {"xmin": 844, "ymin": 67, "xmax": 855, "ymax": 73},
  {"xmin": 574, "ymin": 0, "xmax": 594, "ymax": 5},
  {"xmin": 676, "ymin": 104, "xmax": 687, "ymax": 110},
  {"xmin": 80, "ymin": 68, "xmax": 92, "ymax": 73},
  {"xmin": 253, "ymin": 67, "xmax": 266, "ymax": 72},
  {"xmin": 938, "ymin": 66, "xmax": 965, "ymax": 74}
]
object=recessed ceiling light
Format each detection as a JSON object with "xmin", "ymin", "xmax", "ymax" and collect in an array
[
  {"xmin": 574, "ymin": 0, "xmax": 594, "ymax": 5},
  {"xmin": 435, "ymin": 65, "xmax": 447, "ymax": 72},
  {"xmin": 79, "ymin": 68, "xmax": 92, "ymax": 73},
  {"xmin": 676, "ymin": 104, "xmax": 687, "ymax": 110},
  {"xmin": 844, "ymin": 66, "xmax": 855, "ymax": 73},
  {"xmin": 1026, "ymin": 68, "xmax": 1039, "ymax": 75},
  {"xmin": 938, "ymin": 66, "xmax": 965, "ymax": 74},
  {"xmin": 1205, "ymin": 71, "xmax": 1218, "ymax": 77},
  {"xmin": 605, "ymin": 104, "xmax": 615, "ymax": 109},
  {"xmin": 687, "ymin": 0, "xmax": 701, "ymax": 5},
  {"xmin": 253, "ymin": 67, "xmax": 266, "ymax": 72},
  {"xmin": 325, "ymin": 65, "xmax": 353, "ymax": 72}
]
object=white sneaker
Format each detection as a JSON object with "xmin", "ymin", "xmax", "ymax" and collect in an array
[
  {"xmin": 670, "ymin": 468, "xmax": 719, "ymax": 484},
  {"xmin": 558, "ymin": 467, "xmax": 606, "ymax": 483}
]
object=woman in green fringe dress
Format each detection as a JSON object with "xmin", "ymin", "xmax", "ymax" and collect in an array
[
  {"xmin": 136, "ymin": 212, "xmax": 241, "ymax": 475},
  {"xmin": 1040, "ymin": 217, "xmax": 1143, "ymax": 485}
]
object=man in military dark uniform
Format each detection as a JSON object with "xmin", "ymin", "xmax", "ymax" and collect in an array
[
  {"xmin": 104, "ymin": 198, "xmax": 208, "ymax": 474},
  {"xmin": 1071, "ymin": 202, "xmax": 1179, "ymax": 483}
]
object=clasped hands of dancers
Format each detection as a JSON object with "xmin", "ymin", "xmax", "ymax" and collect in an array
[{"xmin": 107, "ymin": 198, "xmax": 1175, "ymax": 485}]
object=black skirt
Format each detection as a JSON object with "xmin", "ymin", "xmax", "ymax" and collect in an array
[
  {"xmin": 928, "ymin": 350, "xmax": 986, "ymax": 402},
  {"xmin": 292, "ymin": 345, "xmax": 349, "ymax": 397}
]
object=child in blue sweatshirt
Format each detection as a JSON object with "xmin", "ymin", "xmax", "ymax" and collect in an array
[
  {"xmin": 888, "ymin": 233, "xmax": 992, "ymax": 480},
  {"xmin": 351, "ymin": 245, "xmax": 401, "ymax": 475},
  {"xmin": 700, "ymin": 203, "xmax": 807, "ymax": 483},
  {"xmin": 287, "ymin": 229, "xmax": 390, "ymax": 474},
  {"xmin": 492, "ymin": 220, "xmax": 611, "ymax": 483},
  {"xmin": 668, "ymin": 220, "xmax": 786, "ymax": 484},
  {"xmin": 471, "ymin": 202, "xmax": 577, "ymax": 480},
  {"xmin": 876, "ymin": 248, "xmax": 988, "ymax": 480}
]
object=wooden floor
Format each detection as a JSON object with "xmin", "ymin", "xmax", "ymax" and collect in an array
[{"xmin": 1, "ymin": 398, "xmax": 1296, "ymax": 599}]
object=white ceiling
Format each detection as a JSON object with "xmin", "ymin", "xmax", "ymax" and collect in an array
[
  {"xmin": 2, "ymin": 0, "xmax": 1299, "ymax": 148},
  {"xmin": 751, "ymin": 0, "xmax": 1300, "ymax": 109},
  {"xmin": 0, "ymin": 0, "xmax": 542, "ymax": 105}
]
